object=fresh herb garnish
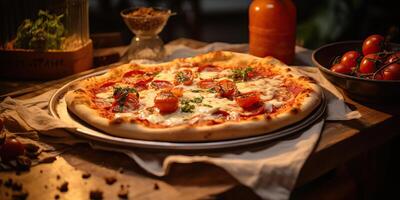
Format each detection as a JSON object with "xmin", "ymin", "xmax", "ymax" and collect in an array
[
  {"xmin": 176, "ymin": 71, "xmax": 189, "ymax": 83},
  {"xmin": 180, "ymin": 96, "xmax": 204, "ymax": 113},
  {"xmin": 112, "ymin": 87, "xmax": 138, "ymax": 112},
  {"xmin": 207, "ymin": 87, "xmax": 217, "ymax": 93},
  {"xmin": 180, "ymin": 100, "xmax": 195, "ymax": 113},
  {"xmin": 202, "ymin": 104, "xmax": 213, "ymax": 108},
  {"xmin": 190, "ymin": 89, "xmax": 202, "ymax": 93},
  {"xmin": 231, "ymin": 67, "xmax": 253, "ymax": 81},
  {"xmin": 192, "ymin": 96, "xmax": 204, "ymax": 103}
]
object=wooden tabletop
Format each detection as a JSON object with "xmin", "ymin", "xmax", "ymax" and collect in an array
[{"xmin": 1, "ymin": 39, "xmax": 400, "ymax": 200}]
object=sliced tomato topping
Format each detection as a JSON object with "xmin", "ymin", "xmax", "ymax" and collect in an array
[
  {"xmin": 239, "ymin": 104, "xmax": 265, "ymax": 117},
  {"xmin": 154, "ymin": 91, "xmax": 179, "ymax": 114},
  {"xmin": 170, "ymin": 87, "xmax": 184, "ymax": 97},
  {"xmin": 174, "ymin": 69, "xmax": 194, "ymax": 85},
  {"xmin": 212, "ymin": 109, "xmax": 230, "ymax": 117},
  {"xmin": 198, "ymin": 79, "xmax": 217, "ymax": 89},
  {"xmin": 235, "ymin": 91, "xmax": 261, "ymax": 109},
  {"xmin": 150, "ymin": 80, "xmax": 174, "ymax": 90},
  {"xmin": 112, "ymin": 93, "xmax": 140, "ymax": 113},
  {"xmin": 123, "ymin": 70, "xmax": 145, "ymax": 78},
  {"xmin": 197, "ymin": 64, "xmax": 221, "ymax": 72},
  {"xmin": 217, "ymin": 79, "xmax": 237, "ymax": 98}
]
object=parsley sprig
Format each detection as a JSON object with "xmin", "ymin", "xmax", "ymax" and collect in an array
[
  {"xmin": 231, "ymin": 67, "xmax": 254, "ymax": 81},
  {"xmin": 176, "ymin": 71, "xmax": 189, "ymax": 83},
  {"xmin": 112, "ymin": 87, "xmax": 138, "ymax": 112},
  {"xmin": 180, "ymin": 96, "xmax": 204, "ymax": 113}
]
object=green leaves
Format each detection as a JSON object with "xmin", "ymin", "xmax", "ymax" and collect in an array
[
  {"xmin": 231, "ymin": 67, "xmax": 253, "ymax": 81},
  {"xmin": 14, "ymin": 10, "xmax": 65, "ymax": 51},
  {"xmin": 112, "ymin": 87, "xmax": 138, "ymax": 113},
  {"xmin": 180, "ymin": 96, "xmax": 204, "ymax": 113},
  {"xmin": 176, "ymin": 71, "xmax": 189, "ymax": 83}
]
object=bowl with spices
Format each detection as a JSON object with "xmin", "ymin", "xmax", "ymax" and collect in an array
[
  {"xmin": 312, "ymin": 34, "xmax": 400, "ymax": 103},
  {"xmin": 121, "ymin": 7, "xmax": 174, "ymax": 61}
]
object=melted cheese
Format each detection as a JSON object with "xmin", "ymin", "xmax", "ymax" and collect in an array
[{"xmin": 94, "ymin": 66, "xmax": 288, "ymax": 127}]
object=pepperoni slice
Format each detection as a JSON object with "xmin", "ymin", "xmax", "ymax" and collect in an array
[
  {"xmin": 154, "ymin": 91, "xmax": 179, "ymax": 114},
  {"xmin": 150, "ymin": 80, "xmax": 174, "ymax": 90},
  {"xmin": 197, "ymin": 64, "xmax": 221, "ymax": 72},
  {"xmin": 239, "ymin": 104, "xmax": 265, "ymax": 117},
  {"xmin": 198, "ymin": 79, "xmax": 217, "ymax": 89},
  {"xmin": 174, "ymin": 69, "xmax": 194, "ymax": 86},
  {"xmin": 123, "ymin": 70, "xmax": 145, "ymax": 78},
  {"xmin": 133, "ymin": 77, "xmax": 154, "ymax": 91},
  {"xmin": 112, "ymin": 93, "xmax": 140, "ymax": 113},
  {"xmin": 235, "ymin": 91, "xmax": 261, "ymax": 109},
  {"xmin": 212, "ymin": 109, "xmax": 230, "ymax": 117},
  {"xmin": 217, "ymin": 79, "xmax": 237, "ymax": 98}
]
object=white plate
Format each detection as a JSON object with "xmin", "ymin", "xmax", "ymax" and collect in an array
[{"xmin": 49, "ymin": 71, "xmax": 326, "ymax": 150}]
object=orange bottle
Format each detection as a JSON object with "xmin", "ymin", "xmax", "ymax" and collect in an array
[{"xmin": 249, "ymin": 0, "xmax": 296, "ymax": 64}]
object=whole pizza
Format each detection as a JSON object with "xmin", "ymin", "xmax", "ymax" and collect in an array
[{"xmin": 65, "ymin": 51, "xmax": 322, "ymax": 142}]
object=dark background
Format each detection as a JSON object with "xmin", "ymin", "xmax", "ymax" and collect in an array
[{"xmin": 89, "ymin": 0, "xmax": 400, "ymax": 49}]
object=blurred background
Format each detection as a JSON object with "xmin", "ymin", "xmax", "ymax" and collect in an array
[{"xmin": 89, "ymin": 0, "xmax": 400, "ymax": 49}]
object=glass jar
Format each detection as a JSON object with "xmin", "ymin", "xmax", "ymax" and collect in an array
[
  {"xmin": 0, "ymin": 0, "xmax": 89, "ymax": 50},
  {"xmin": 249, "ymin": 0, "xmax": 296, "ymax": 64}
]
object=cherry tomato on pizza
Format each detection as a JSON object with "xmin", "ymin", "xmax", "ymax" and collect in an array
[
  {"xmin": 150, "ymin": 80, "xmax": 174, "ymax": 90},
  {"xmin": 235, "ymin": 91, "xmax": 261, "ymax": 109},
  {"xmin": 174, "ymin": 69, "xmax": 194, "ymax": 86},
  {"xmin": 154, "ymin": 91, "xmax": 179, "ymax": 113},
  {"xmin": 197, "ymin": 79, "xmax": 217, "ymax": 89},
  {"xmin": 217, "ymin": 79, "xmax": 237, "ymax": 98},
  {"xmin": 362, "ymin": 34, "xmax": 385, "ymax": 56}
]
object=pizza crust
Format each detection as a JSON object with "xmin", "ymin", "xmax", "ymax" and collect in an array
[{"xmin": 65, "ymin": 51, "xmax": 322, "ymax": 142}]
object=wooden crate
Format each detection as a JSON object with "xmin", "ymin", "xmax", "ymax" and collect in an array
[{"xmin": 0, "ymin": 40, "xmax": 93, "ymax": 80}]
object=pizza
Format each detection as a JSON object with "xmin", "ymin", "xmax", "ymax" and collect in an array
[{"xmin": 65, "ymin": 51, "xmax": 322, "ymax": 142}]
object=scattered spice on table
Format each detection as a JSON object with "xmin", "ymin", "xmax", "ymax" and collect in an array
[
  {"xmin": 154, "ymin": 183, "xmax": 159, "ymax": 190},
  {"xmin": 90, "ymin": 189, "xmax": 103, "ymax": 200},
  {"xmin": 57, "ymin": 181, "xmax": 69, "ymax": 192},
  {"xmin": 82, "ymin": 172, "xmax": 91, "ymax": 179},
  {"xmin": 104, "ymin": 176, "xmax": 117, "ymax": 185}
]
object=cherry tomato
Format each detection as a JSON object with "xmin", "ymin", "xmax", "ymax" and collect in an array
[
  {"xmin": 330, "ymin": 63, "xmax": 352, "ymax": 75},
  {"xmin": 174, "ymin": 69, "xmax": 194, "ymax": 86},
  {"xmin": 374, "ymin": 72, "xmax": 383, "ymax": 80},
  {"xmin": 235, "ymin": 92, "xmax": 261, "ymax": 109},
  {"xmin": 382, "ymin": 63, "xmax": 400, "ymax": 80},
  {"xmin": 217, "ymin": 79, "xmax": 237, "ymax": 98},
  {"xmin": 112, "ymin": 93, "xmax": 140, "ymax": 113},
  {"xmin": 150, "ymin": 80, "xmax": 174, "ymax": 90},
  {"xmin": 0, "ymin": 138, "xmax": 25, "ymax": 161},
  {"xmin": 362, "ymin": 34, "xmax": 384, "ymax": 56},
  {"xmin": 340, "ymin": 51, "xmax": 361, "ymax": 68},
  {"xmin": 197, "ymin": 64, "xmax": 220, "ymax": 72},
  {"xmin": 197, "ymin": 79, "xmax": 217, "ymax": 89},
  {"xmin": 359, "ymin": 54, "xmax": 381, "ymax": 74},
  {"xmin": 385, "ymin": 52, "xmax": 400, "ymax": 64},
  {"xmin": 170, "ymin": 87, "xmax": 184, "ymax": 97},
  {"xmin": 154, "ymin": 91, "xmax": 179, "ymax": 113}
]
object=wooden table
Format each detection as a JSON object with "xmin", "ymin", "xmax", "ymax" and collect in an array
[{"xmin": 1, "ymin": 39, "xmax": 400, "ymax": 200}]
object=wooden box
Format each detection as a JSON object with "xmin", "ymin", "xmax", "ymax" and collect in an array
[{"xmin": 0, "ymin": 40, "xmax": 93, "ymax": 80}]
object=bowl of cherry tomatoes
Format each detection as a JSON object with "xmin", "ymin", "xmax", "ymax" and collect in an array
[{"xmin": 312, "ymin": 34, "xmax": 400, "ymax": 103}]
